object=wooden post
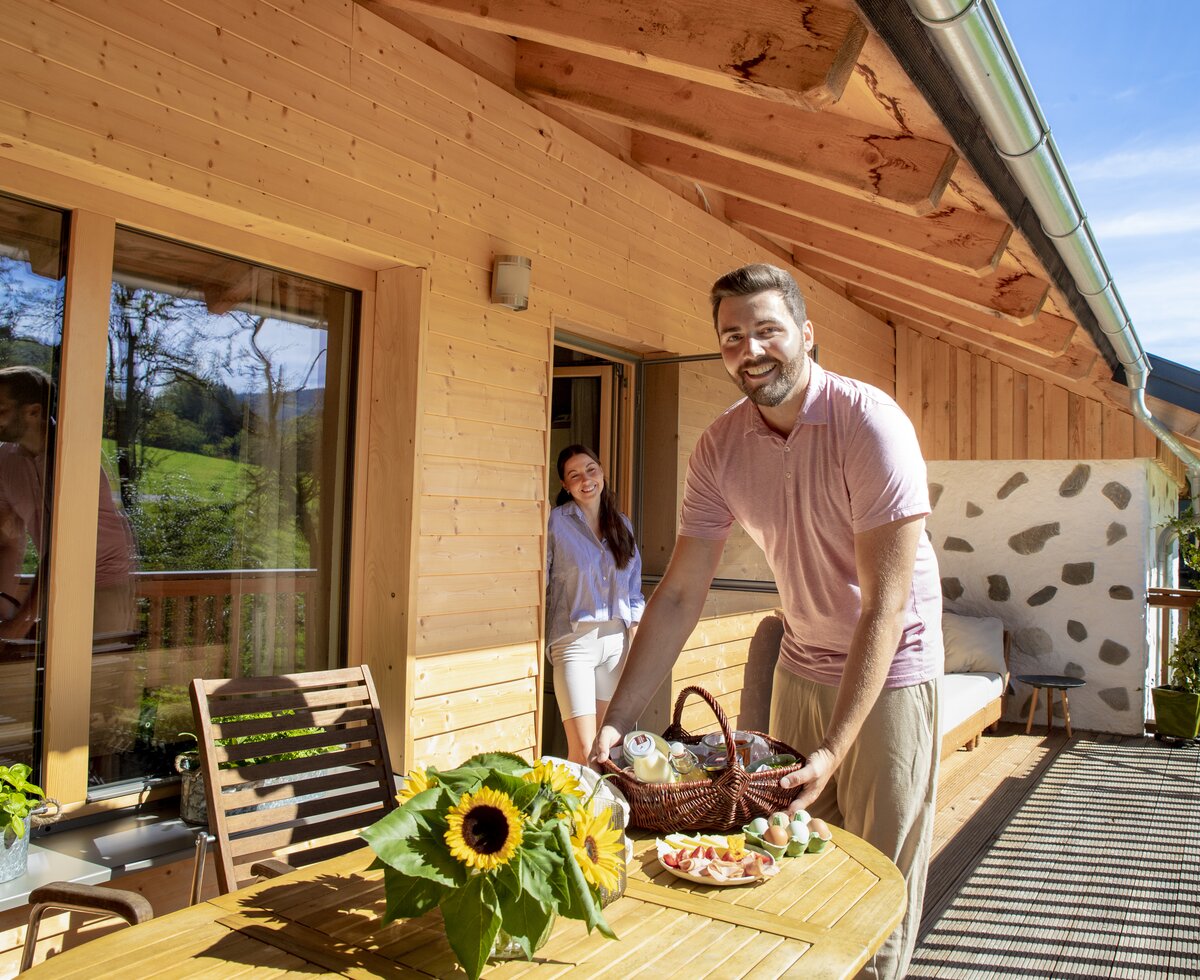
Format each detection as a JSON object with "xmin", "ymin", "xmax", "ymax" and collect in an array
[
  {"xmin": 41, "ymin": 211, "xmax": 115, "ymax": 805},
  {"xmin": 356, "ymin": 266, "xmax": 426, "ymax": 773}
]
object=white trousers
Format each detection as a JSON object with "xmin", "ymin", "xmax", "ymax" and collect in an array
[{"xmin": 548, "ymin": 620, "xmax": 629, "ymax": 720}]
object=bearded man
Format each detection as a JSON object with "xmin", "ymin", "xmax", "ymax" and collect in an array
[{"xmin": 592, "ymin": 263, "xmax": 943, "ymax": 980}]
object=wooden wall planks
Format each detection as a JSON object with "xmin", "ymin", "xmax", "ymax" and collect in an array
[{"xmin": 894, "ymin": 326, "xmax": 1179, "ymax": 481}]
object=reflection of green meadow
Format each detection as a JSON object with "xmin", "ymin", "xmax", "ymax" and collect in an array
[
  {"xmin": 102, "ymin": 438, "xmax": 249, "ymax": 502},
  {"xmin": 100, "ymin": 439, "xmax": 312, "ymax": 572}
]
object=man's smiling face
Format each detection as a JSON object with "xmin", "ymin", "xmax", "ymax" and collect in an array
[{"xmin": 715, "ymin": 289, "xmax": 813, "ymax": 408}]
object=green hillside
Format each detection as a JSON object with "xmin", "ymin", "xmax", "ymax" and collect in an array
[{"xmin": 101, "ymin": 439, "xmax": 249, "ymax": 501}]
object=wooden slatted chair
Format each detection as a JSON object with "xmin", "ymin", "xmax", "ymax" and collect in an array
[{"xmin": 188, "ymin": 665, "xmax": 397, "ymax": 895}]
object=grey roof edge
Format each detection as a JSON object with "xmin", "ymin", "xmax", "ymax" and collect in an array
[{"xmin": 854, "ymin": 0, "xmax": 1121, "ymax": 378}]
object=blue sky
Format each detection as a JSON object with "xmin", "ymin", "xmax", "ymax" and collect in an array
[{"xmin": 998, "ymin": 0, "xmax": 1199, "ymax": 370}]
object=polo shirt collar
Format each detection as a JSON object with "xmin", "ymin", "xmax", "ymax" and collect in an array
[{"xmin": 742, "ymin": 360, "xmax": 829, "ymax": 437}]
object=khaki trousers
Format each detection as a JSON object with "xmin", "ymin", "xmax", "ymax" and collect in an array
[{"xmin": 770, "ymin": 665, "xmax": 939, "ymax": 980}]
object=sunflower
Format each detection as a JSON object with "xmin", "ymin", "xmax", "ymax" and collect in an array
[
  {"xmin": 570, "ymin": 806, "xmax": 625, "ymax": 893},
  {"xmin": 396, "ymin": 767, "xmax": 433, "ymax": 805},
  {"xmin": 522, "ymin": 759, "xmax": 583, "ymax": 797},
  {"xmin": 444, "ymin": 786, "xmax": 524, "ymax": 871}
]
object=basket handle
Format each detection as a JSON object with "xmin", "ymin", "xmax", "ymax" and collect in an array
[{"xmin": 670, "ymin": 685, "xmax": 744, "ymax": 773}]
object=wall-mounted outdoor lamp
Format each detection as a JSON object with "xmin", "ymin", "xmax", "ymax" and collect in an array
[{"xmin": 490, "ymin": 254, "xmax": 532, "ymax": 311}]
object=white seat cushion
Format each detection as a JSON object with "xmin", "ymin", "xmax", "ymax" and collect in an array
[{"xmin": 940, "ymin": 671, "xmax": 1005, "ymax": 735}]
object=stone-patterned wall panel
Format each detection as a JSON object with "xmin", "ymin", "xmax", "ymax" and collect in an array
[{"xmin": 926, "ymin": 458, "xmax": 1170, "ymax": 736}]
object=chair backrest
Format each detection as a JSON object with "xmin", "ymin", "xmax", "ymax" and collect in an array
[{"xmin": 189, "ymin": 665, "xmax": 397, "ymax": 894}]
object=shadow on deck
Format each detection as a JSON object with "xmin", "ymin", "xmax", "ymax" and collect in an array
[{"xmin": 914, "ymin": 724, "xmax": 1200, "ymax": 978}]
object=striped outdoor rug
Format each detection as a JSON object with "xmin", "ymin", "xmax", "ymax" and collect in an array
[{"xmin": 911, "ymin": 734, "xmax": 1200, "ymax": 978}]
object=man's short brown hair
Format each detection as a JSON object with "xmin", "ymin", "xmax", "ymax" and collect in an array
[
  {"xmin": 0, "ymin": 365, "xmax": 54, "ymax": 416},
  {"xmin": 709, "ymin": 264, "xmax": 808, "ymax": 331}
]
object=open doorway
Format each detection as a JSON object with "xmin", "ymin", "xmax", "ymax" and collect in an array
[{"xmin": 542, "ymin": 341, "xmax": 635, "ymax": 758}]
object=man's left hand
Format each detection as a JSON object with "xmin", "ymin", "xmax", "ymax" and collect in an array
[{"xmin": 779, "ymin": 746, "xmax": 837, "ymax": 816}]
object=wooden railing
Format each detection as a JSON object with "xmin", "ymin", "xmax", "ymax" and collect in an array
[
  {"xmin": 1147, "ymin": 587, "xmax": 1199, "ymax": 684},
  {"xmin": 135, "ymin": 568, "xmax": 321, "ymax": 679}
]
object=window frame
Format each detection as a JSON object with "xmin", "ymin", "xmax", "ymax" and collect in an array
[{"xmin": 0, "ymin": 172, "xmax": 378, "ymax": 815}]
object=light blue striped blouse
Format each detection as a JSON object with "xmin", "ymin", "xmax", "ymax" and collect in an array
[{"xmin": 545, "ymin": 500, "xmax": 645, "ymax": 647}]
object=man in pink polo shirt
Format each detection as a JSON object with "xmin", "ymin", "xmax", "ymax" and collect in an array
[{"xmin": 593, "ymin": 264, "xmax": 942, "ymax": 980}]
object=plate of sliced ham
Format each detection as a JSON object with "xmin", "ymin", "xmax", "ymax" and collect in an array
[{"xmin": 655, "ymin": 833, "xmax": 780, "ymax": 886}]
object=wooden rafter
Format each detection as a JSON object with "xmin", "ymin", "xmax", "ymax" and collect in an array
[
  {"xmin": 727, "ymin": 197, "xmax": 1047, "ymax": 321},
  {"xmin": 788, "ymin": 245, "xmax": 1075, "ymax": 352},
  {"xmin": 371, "ymin": 0, "xmax": 868, "ymax": 109},
  {"xmin": 840, "ymin": 282, "xmax": 1083, "ymax": 372},
  {"xmin": 515, "ymin": 42, "xmax": 958, "ymax": 213},
  {"xmin": 632, "ymin": 134, "xmax": 1010, "ymax": 276}
]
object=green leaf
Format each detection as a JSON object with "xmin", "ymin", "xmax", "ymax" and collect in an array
[
  {"xmin": 360, "ymin": 805, "xmax": 465, "ymax": 888},
  {"xmin": 553, "ymin": 820, "xmax": 616, "ymax": 940},
  {"xmin": 517, "ymin": 831, "xmax": 562, "ymax": 908},
  {"xmin": 493, "ymin": 860, "xmax": 522, "ymax": 901},
  {"xmin": 8, "ymin": 814, "xmax": 23, "ymax": 837},
  {"xmin": 440, "ymin": 873, "xmax": 502, "ymax": 980},
  {"xmin": 461, "ymin": 751, "xmax": 530, "ymax": 774},
  {"xmin": 494, "ymin": 886, "xmax": 554, "ymax": 960},
  {"xmin": 378, "ymin": 865, "xmax": 445, "ymax": 923},
  {"xmin": 434, "ymin": 766, "xmax": 489, "ymax": 797}
]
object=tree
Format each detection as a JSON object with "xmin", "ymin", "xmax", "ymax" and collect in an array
[{"xmin": 106, "ymin": 285, "xmax": 216, "ymax": 507}]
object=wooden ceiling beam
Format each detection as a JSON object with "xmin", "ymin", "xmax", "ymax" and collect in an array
[
  {"xmin": 830, "ymin": 275, "xmax": 1084, "ymax": 362},
  {"xmin": 728, "ymin": 197, "xmax": 1046, "ymax": 322},
  {"xmin": 371, "ymin": 0, "xmax": 867, "ymax": 109},
  {"xmin": 632, "ymin": 133, "xmax": 1010, "ymax": 276},
  {"xmin": 787, "ymin": 244, "xmax": 1065, "ymax": 345},
  {"xmin": 515, "ymin": 42, "xmax": 958, "ymax": 213}
]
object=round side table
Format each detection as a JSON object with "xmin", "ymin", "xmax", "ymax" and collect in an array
[{"xmin": 1017, "ymin": 674, "xmax": 1086, "ymax": 737}]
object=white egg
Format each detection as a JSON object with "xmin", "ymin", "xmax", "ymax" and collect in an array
[
  {"xmin": 788, "ymin": 820, "xmax": 810, "ymax": 842},
  {"xmin": 748, "ymin": 816, "xmax": 769, "ymax": 836}
]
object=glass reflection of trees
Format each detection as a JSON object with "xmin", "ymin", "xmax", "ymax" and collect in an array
[{"xmin": 90, "ymin": 229, "xmax": 355, "ymax": 790}]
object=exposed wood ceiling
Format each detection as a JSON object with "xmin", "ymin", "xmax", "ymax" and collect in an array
[{"xmin": 359, "ymin": 0, "xmax": 1128, "ymax": 408}]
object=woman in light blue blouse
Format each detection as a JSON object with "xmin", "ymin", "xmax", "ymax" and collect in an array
[{"xmin": 546, "ymin": 444, "xmax": 645, "ymax": 765}]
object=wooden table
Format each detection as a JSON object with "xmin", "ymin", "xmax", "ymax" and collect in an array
[{"xmin": 25, "ymin": 828, "xmax": 904, "ymax": 978}]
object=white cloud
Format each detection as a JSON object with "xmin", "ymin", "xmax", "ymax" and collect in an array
[
  {"xmin": 1092, "ymin": 203, "xmax": 1200, "ymax": 238},
  {"xmin": 1109, "ymin": 264, "xmax": 1200, "ymax": 368},
  {"xmin": 1072, "ymin": 144, "xmax": 1200, "ymax": 182}
]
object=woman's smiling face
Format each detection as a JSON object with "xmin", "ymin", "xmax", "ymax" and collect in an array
[{"xmin": 561, "ymin": 452, "xmax": 604, "ymax": 507}]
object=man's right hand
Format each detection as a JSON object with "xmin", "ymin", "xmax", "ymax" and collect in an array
[{"xmin": 589, "ymin": 723, "xmax": 624, "ymax": 768}]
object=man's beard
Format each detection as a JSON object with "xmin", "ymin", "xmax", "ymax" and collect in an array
[{"xmin": 735, "ymin": 351, "xmax": 805, "ymax": 407}]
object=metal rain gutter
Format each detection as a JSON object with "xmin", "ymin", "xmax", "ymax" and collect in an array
[{"xmin": 907, "ymin": 0, "xmax": 1200, "ymax": 507}]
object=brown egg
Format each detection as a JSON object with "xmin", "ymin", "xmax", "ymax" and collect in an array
[
  {"xmin": 808, "ymin": 817, "xmax": 831, "ymax": 840},
  {"xmin": 764, "ymin": 824, "xmax": 789, "ymax": 846}
]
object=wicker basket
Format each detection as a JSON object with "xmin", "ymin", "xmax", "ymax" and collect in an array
[{"xmin": 599, "ymin": 685, "xmax": 805, "ymax": 833}]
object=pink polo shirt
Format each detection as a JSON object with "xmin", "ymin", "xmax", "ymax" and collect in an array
[{"xmin": 679, "ymin": 363, "xmax": 943, "ymax": 688}]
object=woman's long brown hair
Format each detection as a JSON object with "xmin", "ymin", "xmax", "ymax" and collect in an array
[{"xmin": 555, "ymin": 444, "xmax": 636, "ymax": 569}]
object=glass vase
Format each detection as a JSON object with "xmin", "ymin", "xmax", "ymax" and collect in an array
[{"xmin": 489, "ymin": 917, "xmax": 554, "ymax": 961}]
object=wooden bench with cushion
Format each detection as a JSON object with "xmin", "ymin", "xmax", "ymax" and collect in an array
[{"xmin": 939, "ymin": 612, "xmax": 1011, "ymax": 759}]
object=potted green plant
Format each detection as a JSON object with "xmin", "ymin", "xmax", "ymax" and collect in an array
[
  {"xmin": 0, "ymin": 764, "xmax": 59, "ymax": 883},
  {"xmin": 1152, "ymin": 510, "xmax": 1200, "ymax": 742},
  {"xmin": 175, "ymin": 733, "xmax": 208, "ymax": 825}
]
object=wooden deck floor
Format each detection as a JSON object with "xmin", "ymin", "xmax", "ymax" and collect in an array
[{"xmin": 915, "ymin": 723, "xmax": 1200, "ymax": 978}]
